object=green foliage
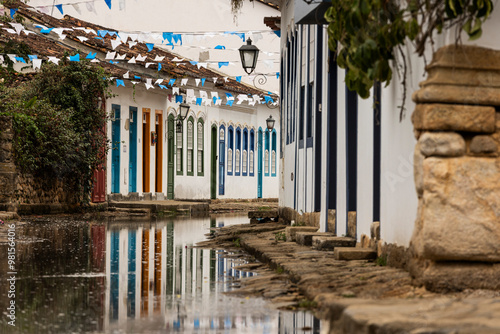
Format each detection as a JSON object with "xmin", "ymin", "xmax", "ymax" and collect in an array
[
  {"xmin": 274, "ymin": 231, "xmax": 286, "ymax": 242},
  {"xmin": 0, "ymin": 57, "xmax": 111, "ymax": 205},
  {"xmin": 0, "ymin": 40, "xmax": 32, "ymax": 85},
  {"xmin": 325, "ymin": 0, "xmax": 494, "ymax": 118},
  {"xmin": 376, "ymin": 255, "xmax": 387, "ymax": 266},
  {"xmin": 233, "ymin": 238, "xmax": 241, "ymax": 247},
  {"xmin": 297, "ymin": 298, "xmax": 317, "ymax": 309},
  {"xmin": 275, "ymin": 265, "xmax": 284, "ymax": 274}
]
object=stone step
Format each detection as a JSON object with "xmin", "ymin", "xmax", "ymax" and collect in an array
[
  {"xmin": 248, "ymin": 210, "xmax": 279, "ymax": 219},
  {"xmin": 0, "ymin": 211, "xmax": 19, "ymax": 221},
  {"xmin": 334, "ymin": 247, "xmax": 377, "ymax": 261},
  {"xmin": 285, "ymin": 226, "xmax": 318, "ymax": 242},
  {"xmin": 312, "ymin": 236, "xmax": 356, "ymax": 251},
  {"xmin": 296, "ymin": 231, "xmax": 335, "ymax": 246}
]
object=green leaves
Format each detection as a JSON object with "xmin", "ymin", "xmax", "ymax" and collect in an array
[
  {"xmin": 2, "ymin": 59, "xmax": 111, "ymax": 205},
  {"xmin": 324, "ymin": 0, "xmax": 494, "ymax": 105}
]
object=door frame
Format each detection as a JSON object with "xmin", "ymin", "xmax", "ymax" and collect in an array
[
  {"xmin": 129, "ymin": 107, "xmax": 138, "ymax": 193},
  {"xmin": 167, "ymin": 114, "xmax": 175, "ymax": 199},
  {"xmin": 142, "ymin": 108, "xmax": 151, "ymax": 193},
  {"xmin": 210, "ymin": 125, "xmax": 217, "ymax": 199},
  {"xmin": 257, "ymin": 128, "xmax": 263, "ymax": 198},
  {"xmin": 155, "ymin": 110, "xmax": 163, "ymax": 193},
  {"xmin": 218, "ymin": 125, "xmax": 225, "ymax": 195},
  {"xmin": 111, "ymin": 104, "xmax": 121, "ymax": 194}
]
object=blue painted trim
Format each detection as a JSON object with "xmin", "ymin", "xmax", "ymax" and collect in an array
[
  {"xmin": 257, "ymin": 128, "xmax": 263, "ymax": 198},
  {"xmin": 242, "ymin": 128, "xmax": 248, "ymax": 176},
  {"xmin": 129, "ymin": 106, "xmax": 137, "ymax": 193},
  {"xmin": 235, "ymin": 127, "xmax": 241, "ymax": 176},
  {"xmin": 265, "ymin": 130, "xmax": 270, "ymax": 177},
  {"xmin": 111, "ymin": 104, "xmax": 121, "ymax": 194},
  {"xmin": 218, "ymin": 125, "xmax": 225, "ymax": 195},
  {"xmin": 271, "ymin": 130, "xmax": 277, "ymax": 177},
  {"xmin": 249, "ymin": 130, "xmax": 255, "ymax": 177},
  {"xmin": 227, "ymin": 126, "xmax": 234, "ymax": 176}
]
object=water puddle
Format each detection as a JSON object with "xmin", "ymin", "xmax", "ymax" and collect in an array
[{"xmin": 0, "ymin": 215, "xmax": 320, "ymax": 333}]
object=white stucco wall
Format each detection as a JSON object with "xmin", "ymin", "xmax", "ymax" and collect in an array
[{"xmin": 106, "ymin": 84, "xmax": 279, "ymax": 200}]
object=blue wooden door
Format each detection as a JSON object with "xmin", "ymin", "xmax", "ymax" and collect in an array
[
  {"xmin": 129, "ymin": 107, "xmax": 137, "ymax": 193},
  {"xmin": 257, "ymin": 129, "xmax": 263, "ymax": 198},
  {"xmin": 218, "ymin": 126, "xmax": 225, "ymax": 195},
  {"xmin": 111, "ymin": 105, "xmax": 121, "ymax": 194}
]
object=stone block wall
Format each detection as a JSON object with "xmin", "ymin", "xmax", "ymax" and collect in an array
[
  {"xmin": 410, "ymin": 45, "xmax": 500, "ymax": 291},
  {"xmin": 0, "ymin": 116, "xmax": 77, "ymax": 213}
]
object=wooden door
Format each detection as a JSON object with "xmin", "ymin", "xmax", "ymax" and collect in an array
[
  {"xmin": 111, "ymin": 105, "xmax": 121, "ymax": 194},
  {"xmin": 257, "ymin": 129, "xmax": 263, "ymax": 198},
  {"xmin": 129, "ymin": 107, "xmax": 138, "ymax": 193},
  {"xmin": 167, "ymin": 115, "xmax": 175, "ymax": 199},
  {"xmin": 210, "ymin": 126, "xmax": 217, "ymax": 199},
  {"xmin": 142, "ymin": 109, "xmax": 151, "ymax": 193},
  {"xmin": 155, "ymin": 111, "xmax": 163, "ymax": 193}
]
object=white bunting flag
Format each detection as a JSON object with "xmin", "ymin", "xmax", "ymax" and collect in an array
[
  {"xmin": 123, "ymin": 71, "xmax": 130, "ymax": 79},
  {"xmin": 145, "ymin": 62, "xmax": 153, "ymax": 68},
  {"xmin": 48, "ymin": 56, "xmax": 60, "ymax": 65},
  {"xmin": 173, "ymin": 87, "xmax": 180, "ymax": 95},
  {"xmin": 128, "ymin": 41, "xmax": 137, "ymax": 48},
  {"xmin": 181, "ymin": 78, "xmax": 188, "ymax": 86},
  {"xmin": 136, "ymin": 54, "xmax": 147, "ymax": 62},
  {"xmin": 72, "ymin": 4, "xmax": 82, "ymax": 14},
  {"xmin": 195, "ymin": 79, "xmax": 201, "ymax": 87},
  {"xmin": 105, "ymin": 51, "xmax": 116, "ymax": 60},
  {"xmin": 77, "ymin": 36, "xmax": 88, "ymax": 42},
  {"xmin": 128, "ymin": 56, "xmax": 136, "ymax": 64},
  {"xmin": 110, "ymin": 39, "xmax": 122, "ymax": 50},
  {"xmin": 172, "ymin": 57, "xmax": 184, "ymax": 62},
  {"xmin": 116, "ymin": 53, "xmax": 127, "ymax": 60},
  {"xmin": 155, "ymin": 79, "xmax": 163, "ymax": 85},
  {"xmin": 154, "ymin": 55, "xmax": 165, "ymax": 62},
  {"xmin": 32, "ymin": 58, "xmax": 42, "ymax": 70}
]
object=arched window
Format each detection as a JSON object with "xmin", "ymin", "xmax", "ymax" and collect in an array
[
  {"xmin": 264, "ymin": 130, "xmax": 270, "ymax": 176},
  {"xmin": 176, "ymin": 119, "xmax": 183, "ymax": 175},
  {"xmin": 242, "ymin": 128, "xmax": 248, "ymax": 176},
  {"xmin": 187, "ymin": 117, "xmax": 194, "ymax": 176},
  {"xmin": 249, "ymin": 130, "xmax": 255, "ymax": 176},
  {"xmin": 235, "ymin": 127, "xmax": 241, "ymax": 176},
  {"xmin": 227, "ymin": 126, "xmax": 234, "ymax": 175},
  {"xmin": 197, "ymin": 120, "xmax": 204, "ymax": 176},
  {"xmin": 271, "ymin": 130, "xmax": 277, "ymax": 177}
]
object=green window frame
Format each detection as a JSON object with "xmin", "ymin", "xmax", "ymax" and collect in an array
[
  {"xmin": 176, "ymin": 120, "xmax": 183, "ymax": 175},
  {"xmin": 197, "ymin": 119, "xmax": 204, "ymax": 176},
  {"xmin": 187, "ymin": 117, "xmax": 194, "ymax": 176}
]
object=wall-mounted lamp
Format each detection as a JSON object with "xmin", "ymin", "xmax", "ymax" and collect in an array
[
  {"xmin": 238, "ymin": 38, "xmax": 260, "ymax": 75},
  {"xmin": 176, "ymin": 102, "xmax": 190, "ymax": 132},
  {"xmin": 266, "ymin": 115, "xmax": 275, "ymax": 131}
]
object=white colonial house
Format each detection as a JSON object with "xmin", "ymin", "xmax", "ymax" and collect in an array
[
  {"xmin": 5, "ymin": 2, "xmax": 280, "ymax": 201},
  {"xmin": 275, "ymin": 0, "xmax": 500, "ymax": 248}
]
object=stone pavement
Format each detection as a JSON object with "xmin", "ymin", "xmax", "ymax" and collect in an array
[{"xmin": 197, "ymin": 221, "xmax": 500, "ymax": 334}]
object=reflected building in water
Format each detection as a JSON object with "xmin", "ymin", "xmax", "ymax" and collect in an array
[{"xmin": 102, "ymin": 217, "xmax": 287, "ymax": 333}]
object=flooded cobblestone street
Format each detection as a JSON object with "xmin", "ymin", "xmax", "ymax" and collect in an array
[{"xmin": 0, "ymin": 215, "xmax": 320, "ymax": 333}]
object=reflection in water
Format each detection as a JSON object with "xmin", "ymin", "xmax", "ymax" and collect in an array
[{"xmin": 0, "ymin": 216, "xmax": 320, "ymax": 333}]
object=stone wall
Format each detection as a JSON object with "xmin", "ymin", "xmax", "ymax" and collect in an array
[
  {"xmin": 0, "ymin": 116, "xmax": 77, "ymax": 214},
  {"xmin": 410, "ymin": 45, "xmax": 500, "ymax": 291}
]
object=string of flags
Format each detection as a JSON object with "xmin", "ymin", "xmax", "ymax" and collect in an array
[
  {"xmin": 1, "ymin": 21, "xmax": 280, "ymax": 78},
  {"xmin": 1, "ymin": 4, "xmax": 280, "ymax": 39},
  {"xmin": 0, "ymin": 52, "xmax": 279, "ymax": 106}
]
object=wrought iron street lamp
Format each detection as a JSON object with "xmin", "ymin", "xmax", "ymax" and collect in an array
[
  {"xmin": 238, "ymin": 38, "xmax": 260, "ymax": 75},
  {"xmin": 176, "ymin": 102, "xmax": 190, "ymax": 132},
  {"xmin": 266, "ymin": 115, "xmax": 275, "ymax": 131}
]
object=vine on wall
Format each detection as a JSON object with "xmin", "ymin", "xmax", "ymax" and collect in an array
[
  {"xmin": 325, "ymin": 0, "xmax": 494, "ymax": 119},
  {"xmin": 0, "ymin": 57, "xmax": 112, "ymax": 205}
]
